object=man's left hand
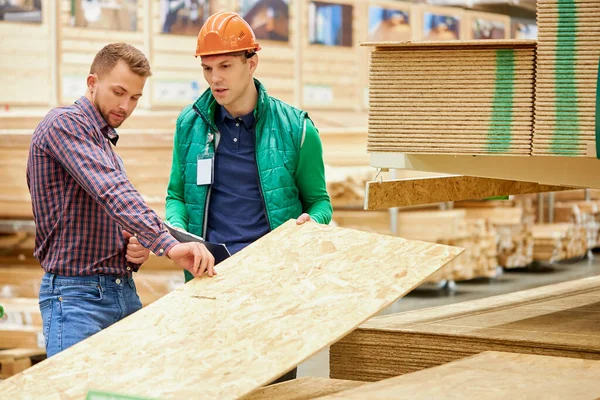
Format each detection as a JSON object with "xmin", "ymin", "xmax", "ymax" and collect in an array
[
  {"xmin": 296, "ymin": 213, "xmax": 313, "ymax": 225},
  {"xmin": 123, "ymin": 230, "xmax": 150, "ymax": 264}
]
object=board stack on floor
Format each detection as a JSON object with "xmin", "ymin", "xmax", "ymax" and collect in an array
[
  {"xmin": 323, "ymin": 352, "xmax": 600, "ymax": 399},
  {"xmin": 533, "ymin": 0, "xmax": 600, "ymax": 156},
  {"xmin": 455, "ymin": 200, "xmax": 534, "ymax": 268},
  {"xmin": 554, "ymin": 202, "xmax": 600, "ymax": 249},
  {"xmin": 532, "ymin": 223, "xmax": 588, "ymax": 262},
  {"xmin": 396, "ymin": 210, "xmax": 498, "ymax": 282},
  {"xmin": 330, "ymin": 276, "xmax": 600, "ymax": 382},
  {"xmin": 365, "ymin": 40, "xmax": 536, "ymax": 155}
]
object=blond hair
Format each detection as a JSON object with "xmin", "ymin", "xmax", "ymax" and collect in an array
[{"xmin": 90, "ymin": 43, "xmax": 152, "ymax": 78}]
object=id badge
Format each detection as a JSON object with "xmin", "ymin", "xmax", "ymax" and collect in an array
[{"xmin": 197, "ymin": 155, "xmax": 214, "ymax": 185}]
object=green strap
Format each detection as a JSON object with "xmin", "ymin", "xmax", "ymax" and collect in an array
[
  {"xmin": 596, "ymin": 55, "xmax": 600, "ymax": 158},
  {"xmin": 488, "ymin": 49, "xmax": 515, "ymax": 153},
  {"xmin": 553, "ymin": 0, "xmax": 579, "ymax": 155},
  {"xmin": 86, "ymin": 391, "xmax": 157, "ymax": 400}
]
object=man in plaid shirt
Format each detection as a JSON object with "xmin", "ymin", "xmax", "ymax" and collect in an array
[{"xmin": 27, "ymin": 43, "xmax": 215, "ymax": 357}]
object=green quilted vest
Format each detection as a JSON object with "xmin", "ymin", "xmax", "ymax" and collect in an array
[{"xmin": 173, "ymin": 78, "xmax": 306, "ymax": 237}]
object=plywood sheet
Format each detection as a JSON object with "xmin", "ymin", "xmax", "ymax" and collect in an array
[
  {"xmin": 242, "ymin": 377, "xmax": 365, "ymax": 400},
  {"xmin": 365, "ymin": 176, "xmax": 575, "ymax": 209},
  {"xmin": 321, "ymin": 351, "xmax": 600, "ymax": 399},
  {"xmin": 1, "ymin": 220, "xmax": 462, "ymax": 400}
]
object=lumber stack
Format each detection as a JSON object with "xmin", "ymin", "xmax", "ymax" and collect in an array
[
  {"xmin": 396, "ymin": 210, "xmax": 498, "ymax": 281},
  {"xmin": 323, "ymin": 351, "xmax": 600, "ymax": 399},
  {"xmin": 554, "ymin": 201, "xmax": 600, "ymax": 249},
  {"xmin": 533, "ymin": 0, "xmax": 600, "ymax": 156},
  {"xmin": 325, "ymin": 166, "xmax": 376, "ymax": 208},
  {"xmin": 532, "ymin": 223, "xmax": 587, "ymax": 262},
  {"xmin": 330, "ymin": 276, "xmax": 600, "ymax": 382},
  {"xmin": 365, "ymin": 40, "xmax": 536, "ymax": 155},
  {"xmin": 455, "ymin": 201, "xmax": 534, "ymax": 268},
  {"xmin": 244, "ymin": 377, "xmax": 365, "ymax": 400}
]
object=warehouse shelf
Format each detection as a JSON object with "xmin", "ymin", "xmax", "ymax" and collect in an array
[{"xmin": 370, "ymin": 153, "xmax": 600, "ymax": 189}]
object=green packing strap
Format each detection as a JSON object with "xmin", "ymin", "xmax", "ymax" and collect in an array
[
  {"xmin": 596, "ymin": 55, "xmax": 600, "ymax": 159},
  {"xmin": 488, "ymin": 49, "xmax": 515, "ymax": 153},
  {"xmin": 0, "ymin": 304, "xmax": 3, "ymax": 319},
  {"xmin": 86, "ymin": 391, "xmax": 158, "ymax": 400},
  {"xmin": 553, "ymin": 0, "xmax": 579, "ymax": 155}
]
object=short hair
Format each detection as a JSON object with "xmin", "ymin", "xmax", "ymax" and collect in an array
[
  {"xmin": 90, "ymin": 43, "xmax": 152, "ymax": 78},
  {"xmin": 203, "ymin": 50, "xmax": 256, "ymax": 64}
]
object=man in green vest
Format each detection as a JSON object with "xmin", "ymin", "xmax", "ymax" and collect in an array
[{"xmin": 165, "ymin": 11, "xmax": 333, "ymax": 383}]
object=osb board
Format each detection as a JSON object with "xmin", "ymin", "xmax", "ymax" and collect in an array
[
  {"xmin": 366, "ymin": 176, "xmax": 573, "ymax": 210},
  {"xmin": 0, "ymin": 0, "xmax": 53, "ymax": 106},
  {"xmin": 242, "ymin": 377, "xmax": 365, "ymax": 400},
  {"xmin": 321, "ymin": 351, "xmax": 600, "ymax": 399},
  {"xmin": 0, "ymin": 221, "xmax": 462, "ymax": 400}
]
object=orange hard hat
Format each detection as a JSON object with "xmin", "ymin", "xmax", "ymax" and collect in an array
[{"xmin": 195, "ymin": 12, "xmax": 261, "ymax": 57}]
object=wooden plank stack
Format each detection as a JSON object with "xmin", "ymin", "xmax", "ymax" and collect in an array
[
  {"xmin": 455, "ymin": 201, "xmax": 534, "ymax": 268},
  {"xmin": 532, "ymin": 222, "xmax": 588, "ymax": 261},
  {"xmin": 554, "ymin": 201, "xmax": 600, "ymax": 249},
  {"xmin": 533, "ymin": 0, "xmax": 600, "ymax": 156},
  {"xmin": 244, "ymin": 377, "xmax": 365, "ymax": 400},
  {"xmin": 365, "ymin": 40, "xmax": 536, "ymax": 155},
  {"xmin": 323, "ymin": 351, "xmax": 600, "ymax": 399},
  {"xmin": 330, "ymin": 276, "xmax": 600, "ymax": 382},
  {"xmin": 396, "ymin": 210, "xmax": 498, "ymax": 281}
]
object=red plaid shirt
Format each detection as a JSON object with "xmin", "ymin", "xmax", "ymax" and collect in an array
[{"xmin": 26, "ymin": 97, "xmax": 178, "ymax": 276}]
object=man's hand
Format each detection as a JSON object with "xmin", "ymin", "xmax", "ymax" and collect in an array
[
  {"xmin": 296, "ymin": 213, "xmax": 313, "ymax": 225},
  {"xmin": 123, "ymin": 230, "xmax": 150, "ymax": 265},
  {"xmin": 167, "ymin": 242, "xmax": 216, "ymax": 278}
]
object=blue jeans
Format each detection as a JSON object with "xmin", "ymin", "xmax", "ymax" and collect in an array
[{"xmin": 39, "ymin": 272, "xmax": 142, "ymax": 357}]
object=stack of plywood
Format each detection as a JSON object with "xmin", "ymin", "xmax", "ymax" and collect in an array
[
  {"xmin": 330, "ymin": 276, "xmax": 600, "ymax": 382},
  {"xmin": 533, "ymin": 0, "xmax": 600, "ymax": 156},
  {"xmin": 455, "ymin": 201, "xmax": 534, "ymax": 268},
  {"xmin": 365, "ymin": 40, "xmax": 536, "ymax": 155},
  {"xmin": 532, "ymin": 223, "xmax": 587, "ymax": 262},
  {"xmin": 323, "ymin": 352, "xmax": 600, "ymax": 399},
  {"xmin": 395, "ymin": 210, "xmax": 497, "ymax": 282}
]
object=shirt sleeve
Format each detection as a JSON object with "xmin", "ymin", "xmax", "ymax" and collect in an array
[
  {"xmin": 40, "ymin": 113, "xmax": 178, "ymax": 256},
  {"xmin": 294, "ymin": 118, "xmax": 333, "ymax": 224}
]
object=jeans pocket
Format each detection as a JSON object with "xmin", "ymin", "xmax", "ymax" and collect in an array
[
  {"xmin": 57, "ymin": 284, "xmax": 103, "ymax": 302},
  {"xmin": 39, "ymin": 299, "xmax": 53, "ymax": 349}
]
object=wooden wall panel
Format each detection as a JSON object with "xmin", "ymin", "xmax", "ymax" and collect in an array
[{"xmin": 0, "ymin": 0, "xmax": 53, "ymax": 107}]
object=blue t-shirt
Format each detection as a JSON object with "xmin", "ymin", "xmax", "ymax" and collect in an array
[{"xmin": 205, "ymin": 106, "xmax": 270, "ymax": 254}]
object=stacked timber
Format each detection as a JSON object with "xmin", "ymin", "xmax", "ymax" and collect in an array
[
  {"xmin": 244, "ymin": 377, "xmax": 365, "ymax": 400},
  {"xmin": 532, "ymin": 223, "xmax": 587, "ymax": 262},
  {"xmin": 330, "ymin": 276, "xmax": 600, "ymax": 382},
  {"xmin": 396, "ymin": 210, "xmax": 497, "ymax": 281},
  {"xmin": 365, "ymin": 40, "xmax": 536, "ymax": 155},
  {"xmin": 325, "ymin": 166, "xmax": 376, "ymax": 208},
  {"xmin": 533, "ymin": 0, "xmax": 600, "ymax": 156},
  {"xmin": 554, "ymin": 202, "xmax": 600, "ymax": 249},
  {"xmin": 323, "ymin": 352, "xmax": 600, "ymax": 398},
  {"xmin": 455, "ymin": 201, "xmax": 534, "ymax": 268}
]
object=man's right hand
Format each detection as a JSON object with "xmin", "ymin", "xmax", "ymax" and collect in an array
[{"xmin": 167, "ymin": 243, "xmax": 216, "ymax": 278}]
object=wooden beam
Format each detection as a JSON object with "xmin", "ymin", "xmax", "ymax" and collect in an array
[
  {"xmin": 1, "ymin": 221, "xmax": 461, "ymax": 399},
  {"xmin": 365, "ymin": 175, "xmax": 576, "ymax": 210},
  {"xmin": 243, "ymin": 377, "xmax": 365, "ymax": 400},
  {"xmin": 320, "ymin": 351, "xmax": 600, "ymax": 399}
]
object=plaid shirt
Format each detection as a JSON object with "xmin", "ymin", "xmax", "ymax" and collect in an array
[{"xmin": 26, "ymin": 97, "xmax": 178, "ymax": 276}]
